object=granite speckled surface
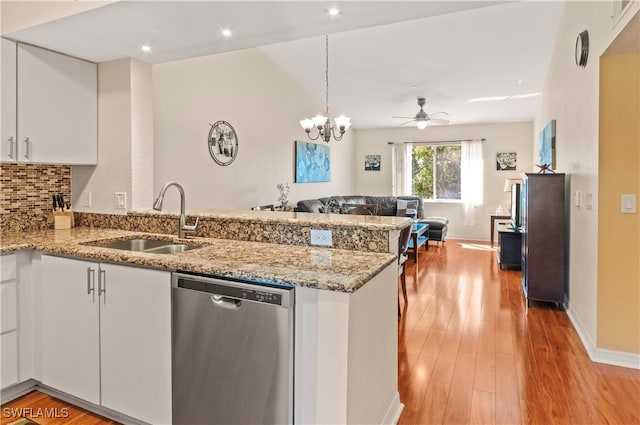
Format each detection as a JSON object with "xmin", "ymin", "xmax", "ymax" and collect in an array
[
  {"xmin": 74, "ymin": 210, "xmax": 412, "ymax": 253},
  {"xmin": 0, "ymin": 227, "xmax": 396, "ymax": 293}
]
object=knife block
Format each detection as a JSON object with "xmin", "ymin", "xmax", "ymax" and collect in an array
[{"xmin": 53, "ymin": 210, "xmax": 74, "ymax": 229}]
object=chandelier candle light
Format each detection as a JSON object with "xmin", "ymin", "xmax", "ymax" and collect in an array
[{"xmin": 299, "ymin": 35, "xmax": 351, "ymax": 143}]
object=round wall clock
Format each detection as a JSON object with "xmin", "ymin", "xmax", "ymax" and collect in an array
[
  {"xmin": 208, "ymin": 121, "xmax": 238, "ymax": 166},
  {"xmin": 575, "ymin": 30, "xmax": 589, "ymax": 68}
]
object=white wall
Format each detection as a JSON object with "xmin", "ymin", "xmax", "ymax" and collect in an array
[
  {"xmin": 532, "ymin": 1, "xmax": 637, "ymax": 352},
  {"xmin": 73, "ymin": 58, "xmax": 154, "ymax": 213},
  {"xmin": 353, "ymin": 122, "xmax": 533, "ymax": 240},
  {"xmin": 153, "ymin": 48, "xmax": 355, "ymax": 211}
]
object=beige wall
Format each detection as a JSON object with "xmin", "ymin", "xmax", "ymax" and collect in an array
[
  {"xmin": 73, "ymin": 58, "xmax": 154, "ymax": 213},
  {"xmin": 152, "ymin": 48, "xmax": 355, "ymax": 211},
  {"xmin": 353, "ymin": 122, "xmax": 533, "ymax": 240},
  {"xmin": 535, "ymin": 1, "xmax": 640, "ymax": 357},
  {"xmin": 598, "ymin": 52, "xmax": 640, "ymax": 354}
]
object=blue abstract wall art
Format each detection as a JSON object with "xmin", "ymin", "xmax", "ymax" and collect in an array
[
  {"xmin": 295, "ymin": 141, "xmax": 331, "ymax": 183},
  {"xmin": 539, "ymin": 120, "xmax": 556, "ymax": 171}
]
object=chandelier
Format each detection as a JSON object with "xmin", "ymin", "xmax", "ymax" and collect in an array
[{"xmin": 299, "ymin": 35, "xmax": 351, "ymax": 143}]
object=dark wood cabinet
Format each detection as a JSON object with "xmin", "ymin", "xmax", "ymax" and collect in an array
[
  {"xmin": 498, "ymin": 225, "xmax": 522, "ymax": 269},
  {"xmin": 521, "ymin": 173, "xmax": 566, "ymax": 307}
]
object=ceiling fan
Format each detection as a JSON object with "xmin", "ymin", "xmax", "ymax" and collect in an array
[{"xmin": 393, "ymin": 97, "xmax": 450, "ymax": 129}]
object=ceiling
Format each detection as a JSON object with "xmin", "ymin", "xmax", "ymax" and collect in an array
[{"xmin": 4, "ymin": 0, "xmax": 565, "ymax": 129}]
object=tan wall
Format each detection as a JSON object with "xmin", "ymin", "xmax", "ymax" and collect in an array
[
  {"xmin": 153, "ymin": 48, "xmax": 356, "ymax": 211},
  {"xmin": 597, "ymin": 52, "xmax": 640, "ymax": 354},
  {"xmin": 353, "ymin": 122, "xmax": 533, "ymax": 240}
]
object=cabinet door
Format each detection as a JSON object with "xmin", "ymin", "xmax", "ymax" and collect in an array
[
  {"xmin": 1, "ymin": 332, "xmax": 18, "ymax": 389},
  {"xmin": 17, "ymin": 44, "xmax": 97, "ymax": 165},
  {"xmin": 41, "ymin": 255, "xmax": 100, "ymax": 405},
  {"xmin": 99, "ymin": 263, "xmax": 172, "ymax": 424},
  {"xmin": 1, "ymin": 39, "xmax": 17, "ymax": 162}
]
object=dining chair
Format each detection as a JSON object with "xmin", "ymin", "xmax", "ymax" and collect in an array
[{"xmin": 397, "ymin": 224, "xmax": 413, "ymax": 315}]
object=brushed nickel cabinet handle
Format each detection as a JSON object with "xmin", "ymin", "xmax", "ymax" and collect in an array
[
  {"xmin": 23, "ymin": 137, "xmax": 30, "ymax": 159},
  {"xmin": 7, "ymin": 137, "xmax": 14, "ymax": 159},
  {"xmin": 87, "ymin": 267, "xmax": 95, "ymax": 294}
]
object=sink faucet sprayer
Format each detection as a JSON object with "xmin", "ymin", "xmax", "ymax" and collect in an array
[{"xmin": 153, "ymin": 181, "xmax": 199, "ymax": 238}]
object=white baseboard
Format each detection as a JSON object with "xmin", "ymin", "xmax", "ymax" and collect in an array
[
  {"xmin": 381, "ymin": 392, "xmax": 404, "ymax": 425},
  {"xmin": 567, "ymin": 303, "xmax": 640, "ymax": 370}
]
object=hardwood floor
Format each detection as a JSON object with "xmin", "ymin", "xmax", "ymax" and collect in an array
[
  {"xmin": 398, "ymin": 240, "xmax": 640, "ymax": 425},
  {"xmin": 0, "ymin": 391, "xmax": 118, "ymax": 425},
  {"xmin": 2, "ymin": 240, "xmax": 639, "ymax": 424}
]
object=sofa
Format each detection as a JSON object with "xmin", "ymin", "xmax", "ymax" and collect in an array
[{"xmin": 295, "ymin": 195, "xmax": 449, "ymax": 243}]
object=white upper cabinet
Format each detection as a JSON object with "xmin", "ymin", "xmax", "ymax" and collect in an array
[
  {"xmin": 16, "ymin": 43, "xmax": 97, "ymax": 165},
  {"xmin": 1, "ymin": 39, "xmax": 17, "ymax": 162}
]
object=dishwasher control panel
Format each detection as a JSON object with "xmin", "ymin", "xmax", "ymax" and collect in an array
[{"xmin": 174, "ymin": 273, "xmax": 292, "ymax": 308}]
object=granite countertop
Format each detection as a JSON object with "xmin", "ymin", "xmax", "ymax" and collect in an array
[
  {"xmin": 129, "ymin": 209, "xmax": 412, "ymax": 230},
  {"xmin": 0, "ymin": 227, "xmax": 396, "ymax": 293}
]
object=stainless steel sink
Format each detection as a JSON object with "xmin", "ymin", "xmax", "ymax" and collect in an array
[
  {"xmin": 89, "ymin": 237, "xmax": 202, "ymax": 254},
  {"xmin": 143, "ymin": 244, "xmax": 200, "ymax": 254}
]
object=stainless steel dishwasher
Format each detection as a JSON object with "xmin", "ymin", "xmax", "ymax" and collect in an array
[{"xmin": 172, "ymin": 272, "xmax": 295, "ymax": 425}]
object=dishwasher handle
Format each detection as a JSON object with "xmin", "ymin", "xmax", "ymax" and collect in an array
[{"xmin": 211, "ymin": 294, "xmax": 241, "ymax": 309}]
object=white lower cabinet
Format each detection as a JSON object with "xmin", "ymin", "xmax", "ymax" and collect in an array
[
  {"xmin": 1, "ymin": 253, "xmax": 18, "ymax": 390},
  {"xmin": 41, "ymin": 255, "xmax": 171, "ymax": 424}
]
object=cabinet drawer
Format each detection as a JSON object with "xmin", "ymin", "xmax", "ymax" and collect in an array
[
  {"xmin": 1, "ymin": 331, "xmax": 18, "ymax": 389},
  {"xmin": 1, "ymin": 254, "xmax": 16, "ymax": 282},
  {"xmin": 1, "ymin": 281, "xmax": 17, "ymax": 333}
]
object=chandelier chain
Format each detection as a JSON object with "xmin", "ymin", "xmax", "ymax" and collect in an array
[{"xmin": 325, "ymin": 34, "xmax": 329, "ymax": 114}]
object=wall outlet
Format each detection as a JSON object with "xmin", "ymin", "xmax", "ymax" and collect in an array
[
  {"xmin": 84, "ymin": 191, "xmax": 92, "ymax": 207},
  {"xmin": 310, "ymin": 229, "xmax": 333, "ymax": 247},
  {"xmin": 115, "ymin": 192, "xmax": 127, "ymax": 209}
]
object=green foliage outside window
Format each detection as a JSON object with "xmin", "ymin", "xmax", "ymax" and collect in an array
[{"xmin": 412, "ymin": 145, "xmax": 461, "ymax": 200}]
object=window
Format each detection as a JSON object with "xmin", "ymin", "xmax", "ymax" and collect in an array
[{"xmin": 411, "ymin": 144, "xmax": 461, "ymax": 200}]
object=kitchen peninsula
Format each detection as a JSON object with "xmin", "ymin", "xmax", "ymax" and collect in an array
[{"xmin": 0, "ymin": 211, "xmax": 409, "ymax": 425}]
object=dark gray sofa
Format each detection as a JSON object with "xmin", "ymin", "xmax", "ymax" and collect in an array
[{"xmin": 295, "ymin": 195, "xmax": 449, "ymax": 243}]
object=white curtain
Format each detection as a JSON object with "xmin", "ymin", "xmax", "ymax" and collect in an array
[
  {"xmin": 461, "ymin": 140, "xmax": 483, "ymax": 226},
  {"xmin": 392, "ymin": 143, "xmax": 413, "ymax": 196}
]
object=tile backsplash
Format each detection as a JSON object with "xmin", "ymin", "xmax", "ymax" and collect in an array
[{"xmin": 0, "ymin": 163, "xmax": 71, "ymax": 232}]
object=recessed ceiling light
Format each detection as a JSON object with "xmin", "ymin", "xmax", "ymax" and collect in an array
[
  {"xmin": 221, "ymin": 29, "xmax": 232, "ymax": 38},
  {"xmin": 510, "ymin": 92, "xmax": 541, "ymax": 99},
  {"xmin": 469, "ymin": 96, "xmax": 509, "ymax": 102},
  {"xmin": 328, "ymin": 7, "xmax": 341, "ymax": 16},
  {"xmin": 140, "ymin": 45, "xmax": 152, "ymax": 53}
]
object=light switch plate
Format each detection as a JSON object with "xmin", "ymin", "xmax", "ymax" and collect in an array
[
  {"xmin": 574, "ymin": 190, "xmax": 581, "ymax": 207},
  {"xmin": 115, "ymin": 192, "xmax": 127, "ymax": 209},
  {"xmin": 621, "ymin": 194, "xmax": 636, "ymax": 214}
]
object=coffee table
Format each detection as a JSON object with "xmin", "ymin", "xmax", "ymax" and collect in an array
[{"xmin": 408, "ymin": 222, "xmax": 429, "ymax": 264}]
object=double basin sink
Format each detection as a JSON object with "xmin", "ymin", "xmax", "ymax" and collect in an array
[{"xmin": 88, "ymin": 237, "xmax": 203, "ymax": 255}]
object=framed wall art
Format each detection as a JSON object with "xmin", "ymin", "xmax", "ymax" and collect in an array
[
  {"xmin": 295, "ymin": 141, "xmax": 330, "ymax": 183},
  {"xmin": 496, "ymin": 152, "xmax": 517, "ymax": 171},
  {"xmin": 539, "ymin": 120, "xmax": 556, "ymax": 171},
  {"xmin": 364, "ymin": 154, "xmax": 381, "ymax": 171}
]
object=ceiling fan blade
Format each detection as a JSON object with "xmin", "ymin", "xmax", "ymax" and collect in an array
[
  {"xmin": 429, "ymin": 111, "xmax": 450, "ymax": 117},
  {"xmin": 397, "ymin": 120, "xmax": 416, "ymax": 126},
  {"xmin": 428, "ymin": 118, "xmax": 450, "ymax": 125},
  {"xmin": 392, "ymin": 116, "xmax": 415, "ymax": 119}
]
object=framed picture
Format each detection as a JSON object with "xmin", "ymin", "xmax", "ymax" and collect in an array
[
  {"xmin": 539, "ymin": 120, "xmax": 556, "ymax": 171},
  {"xmin": 364, "ymin": 154, "xmax": 381, "ymax": 171},
  {"xmin": 295, "ymin": 141, "xmax": 330, "ymax": 183},
  {"xmin": 496, "ymin": 152, "xmax": 517, "ymax": 171}
]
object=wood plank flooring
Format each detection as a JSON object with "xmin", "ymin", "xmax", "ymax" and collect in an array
[
  {"xmin": 0, "ymin": 391, "xmax": 118, "ymax": 425},
  {"xmin": 398, "ymin": 240, "xmax": 640, "ymax": 425},
  {"xmin": 2, "ymin": 239, "xmax": 639, "ymax": 424}
]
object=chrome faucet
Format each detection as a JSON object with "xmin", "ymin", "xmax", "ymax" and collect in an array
[{"xmin": 153, "ymin": 181, "xmax": 199, "ymax": 238}]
